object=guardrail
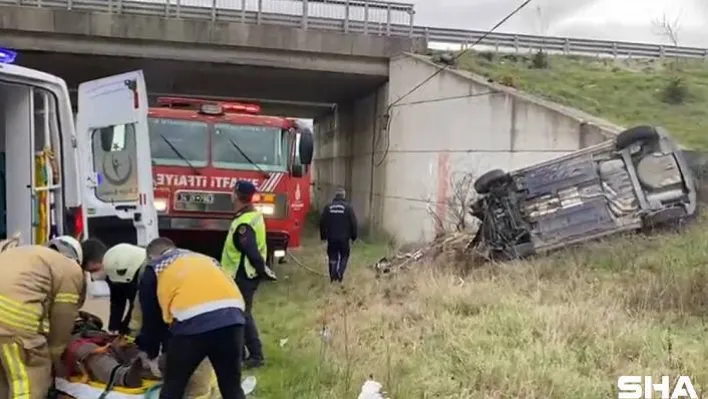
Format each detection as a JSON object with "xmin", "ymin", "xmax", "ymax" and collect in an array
[
  {"xmin": 4, "ymin": 0, "xmax": 416, "ymax": 34},
  {"xmin": 3, "ymin": 0, "xmax": 708, "ymax": 59},
  {"xmin": 414, "ymin": 27, "xmax": 708, "ymax": 59}
]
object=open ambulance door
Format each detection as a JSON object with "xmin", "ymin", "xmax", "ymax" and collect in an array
[{"xmin": 76, "ymin": 70, "xmax": 158, "ymax": 250}]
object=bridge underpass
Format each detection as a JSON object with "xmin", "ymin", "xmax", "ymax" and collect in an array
[
  {"xmin": 1, "ymin": 3, "xmax": 624, "ymax": 245},
  {"xmin": 16, "ymin": 51, "xmax": 371, "ymax": 117}
]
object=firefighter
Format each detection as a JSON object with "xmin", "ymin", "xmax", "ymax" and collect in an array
[
  {"xmin": 102, "ymin": 243, "xmax": 219, "ymax": 398},
  {"xmin": 319, "ymin": 187, "xmax": 358, "ymax": 283},
  {"xmin": 138, "ymin": 237, "xmax": 247, "ymax": 399},
  {"xmin": 103, "ymin": 243, "xmax": 145, "ymax": 335},
  {"xmin": 221, "ymin": 180, "xmax": 277, "ymax": 370},
  {"xmin": 0, "ymin": 236, "xmax": 106, "ymax": 399}
]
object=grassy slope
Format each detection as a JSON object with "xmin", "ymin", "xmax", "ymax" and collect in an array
[
  {"xmin": 456, "ymin": 52, "xmax": 708, "ymax": 149},
  {"xmin": 250, "ymin": 224, "xmax": 708, "ymax": 398},
  {"xmin": 249, "ymin": 55, "xmax": 708, "ymax": 398}
]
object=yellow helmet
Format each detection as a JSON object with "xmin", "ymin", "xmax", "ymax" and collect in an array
[
  {"xmin": 47, "ymin": 236, "xmax": 83, "ymax": 264},
  {"xmin": 103, "ymin": 243, "xmax": 146, "ymax": 284}
]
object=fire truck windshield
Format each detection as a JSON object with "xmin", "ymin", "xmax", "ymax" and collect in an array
[
  {"xmin": 149, "ymin": 118, "xmax": 208, "ymax": 167},
  {"xmin": 212, "ymin": 123, "xmax": 286, "ymax": 172}
]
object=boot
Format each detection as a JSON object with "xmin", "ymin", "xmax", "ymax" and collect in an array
[{"xmin": 242, "ymin": 358, "xmax": 264, "ymax": 370}]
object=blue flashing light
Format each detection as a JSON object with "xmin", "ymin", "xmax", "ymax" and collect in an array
[{"xmin": 0, "ymin": 48, "xmax": 17, "ymax": 64}]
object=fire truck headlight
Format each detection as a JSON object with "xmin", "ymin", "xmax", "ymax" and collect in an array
[
  {"xmin": 255, "ymin": 204, "xmax": 275, "ymax": 215},
  {"xmin": 154, "ymin": 198, "xmax": 168, "ymax": 213}
]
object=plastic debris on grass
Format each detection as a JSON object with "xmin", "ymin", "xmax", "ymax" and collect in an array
[
  {"xmin": 242, "ymin": 376, "xmax": 257, "ymax": 395},
  {"xmin": 357, "ymin": 377, "xmax": 388, "ymax": 399}
]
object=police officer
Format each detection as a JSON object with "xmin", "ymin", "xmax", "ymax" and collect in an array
[
  {"xmin": 319, "ymin": 187, "xmax": 358, "ymax": 283},
  {"xmin": 221, "ymin": 181, "xmax": 277, "ymax": 370}
]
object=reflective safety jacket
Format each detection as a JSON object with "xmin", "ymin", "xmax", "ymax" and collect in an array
[
  {"xmin": 152, "ymin": 250, "xmax": 245, "ymax": 328},
  {"xmin": 0, "ymin": 246, "xmax": 86, "ymax": 357},
  {"xmin": 221, "ymin": 211, "xmax": 267, "ymax": 279},
  {"xmin": 129, "ymin": 262, "xmax": 219, "ymax": 399}
]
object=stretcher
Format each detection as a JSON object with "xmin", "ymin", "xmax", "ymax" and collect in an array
[
  {"xmin": 55, "ymin": 376, "xmax": 161, "ymax": 399},
  {"xmin": 55, "ymin": 313, "xmax": 251, "ymax": 398}
]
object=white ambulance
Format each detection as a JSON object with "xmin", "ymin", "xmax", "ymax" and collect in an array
[{"xmin": 0, "ymin": 48, "xmax": 158, "ymax": 247}]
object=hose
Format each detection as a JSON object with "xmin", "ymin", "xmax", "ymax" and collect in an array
[{"xmin": 286, "ymin": 251, "xmax": 328, "ymax": 277}]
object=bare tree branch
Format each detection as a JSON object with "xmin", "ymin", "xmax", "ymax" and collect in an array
[
  {"xmin": 653, "ymin": 12, "xmax": 681, "ymax": 47},
  {"xmin": 427, "ymin": 171, "xmax": 480, "ymax": 236}
]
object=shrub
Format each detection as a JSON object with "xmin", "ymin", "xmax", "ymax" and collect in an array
[{"xmin": 662, "ymin": 75, "xmax": 689, "ymax": 104}]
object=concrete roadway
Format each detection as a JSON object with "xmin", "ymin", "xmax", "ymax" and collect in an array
[{"xmin": 81, "ymin": 297, "xmax": 111, "ymax": 326}]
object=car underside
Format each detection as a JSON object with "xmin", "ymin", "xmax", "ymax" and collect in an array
[{"xmin": 471, "ymin": 125, "xmax": 697, "ymax": 260}]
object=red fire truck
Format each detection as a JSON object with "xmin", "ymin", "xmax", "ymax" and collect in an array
[{"xmin": 148, "ymin": 97, "xmax": 314, "ymax": 262}]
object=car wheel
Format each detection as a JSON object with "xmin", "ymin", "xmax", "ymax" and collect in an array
[
  {"xmin": 615, "ymin": 125, "xmax": 659, "ymax": 150},
  {"xmin": 474, "ymin": 169, "xmax": 510, "ymax": 194}
]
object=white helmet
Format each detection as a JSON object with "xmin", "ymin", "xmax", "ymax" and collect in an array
[
  {"xmin": 103, "ymin": 244, "xmax": 146, "ymax": 283},
  {"xmin": 47, "ymin": 236, "xmax": 83, "ymax": 264}
]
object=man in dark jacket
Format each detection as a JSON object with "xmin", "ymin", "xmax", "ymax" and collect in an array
[{"xmin": 319, "ymin": 187, "xmax": 358, "ymax": 283}]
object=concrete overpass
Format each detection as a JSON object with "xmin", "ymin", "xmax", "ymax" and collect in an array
[
  {"xmin": 0, "ymin": 3, "xmax": 425, "ymax": 116},
  {"xmin": 0, "ymin": 3, "xmax": 624, "ymax": 244}
]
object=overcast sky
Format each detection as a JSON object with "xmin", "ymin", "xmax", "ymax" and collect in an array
[{"xmin": 410, "ymin": 0, "xmax": 708, "ymax": 47}]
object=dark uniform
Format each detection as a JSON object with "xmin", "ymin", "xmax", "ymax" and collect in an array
[
  {"xmin": 319, "ymin": 191, "xmax": 358, "ymax": 282},
  {"xmin": 107, "ymin": 279, "xmax": 138, "ymax": 334},
  {"xmin": 221, "ymin": 181, "xmax": 276, "ymax": 370}
]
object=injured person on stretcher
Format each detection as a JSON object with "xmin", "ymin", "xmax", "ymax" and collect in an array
[{"xmin": 53, "ymin": 312, "xmax": 218, "ymax": 399}]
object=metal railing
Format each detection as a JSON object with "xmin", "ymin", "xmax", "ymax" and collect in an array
[
  {"xmin": 414, "ymin": 27, "xmax": 708, "ymax": 59},
  {"xmin": 3, "ymin": 0, "xmax": 708, "ymax": 59},
  {"xmin": 5, "ymin": 0, "xmax": 416, "ymax": 35}
]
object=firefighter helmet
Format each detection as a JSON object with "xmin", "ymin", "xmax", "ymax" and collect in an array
[
  {"xmin": 0, "ymin": 232, "xmax": 21, "ymax": 253},
  {"xmin": 47, "ymin": 236, "xmax": 83, "ymax": 264},
  {"xmin": 103, "ymin": 243, "xmax": 146, "ymax": 284}
]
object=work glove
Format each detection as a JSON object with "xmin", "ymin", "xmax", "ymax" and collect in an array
[
  {"xmin": 138, "ymin": 351, "xmax": 162, "ymax": 378},
  {"xmin": 262, "ymin": 266, "xmax": 278, "ymax": 282}
]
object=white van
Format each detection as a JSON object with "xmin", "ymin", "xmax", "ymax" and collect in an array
[{"xmin": 0, "ymin": 49, "xmax": 157, "ymax": 246}]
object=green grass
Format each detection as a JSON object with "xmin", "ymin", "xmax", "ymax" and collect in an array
[
  {"xmin": 245, "ymin": 235, "xmax": 390, "ymax": 398},
  {"xmin": 456, "ymin": 52, "xmax": 708, "ymax": 149},
  {"xmin": 243, "ymin": 220, "xmax": 708, "ymax": 398}
]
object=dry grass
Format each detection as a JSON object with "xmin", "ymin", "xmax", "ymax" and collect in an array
[{"xmin": 250, "ymin": 219, "xmax": 708, "ymax": 398}]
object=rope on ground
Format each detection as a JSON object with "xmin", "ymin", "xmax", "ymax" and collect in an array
[{"xmin": 286, "ymin": 251, "xmax": 329, "ymax": 277}]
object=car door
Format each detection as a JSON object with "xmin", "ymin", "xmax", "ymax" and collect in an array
[{"xmin": 76, "ymin": 70, "xmax": 158, "ymax": 247}]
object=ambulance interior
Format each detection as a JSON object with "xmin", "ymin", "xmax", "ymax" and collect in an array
[{"xmin": 0, "ymin": 81, "xmax": 65, "ymax": 245}]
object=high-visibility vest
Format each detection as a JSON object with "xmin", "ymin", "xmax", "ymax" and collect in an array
[
  {"xmin": 221, "ymin": 211, "xmax": 267, "ymax": 279},
  {"xmin": 154, "ymin": 250, "xmax": 244, "ymax": 325}
]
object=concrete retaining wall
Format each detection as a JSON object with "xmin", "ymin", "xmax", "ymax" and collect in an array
[
  {"xmin": 380, "ymin": 54, "xmax": 624, "ymax": 244},
  {"xmin": 313, "ymin": 84, "xmax": 388, "ymax": 230}
]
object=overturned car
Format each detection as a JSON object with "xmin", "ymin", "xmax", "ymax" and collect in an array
[{"xmin": 471, "ymin": 125, "xmax": 697, "ymax": 260}]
